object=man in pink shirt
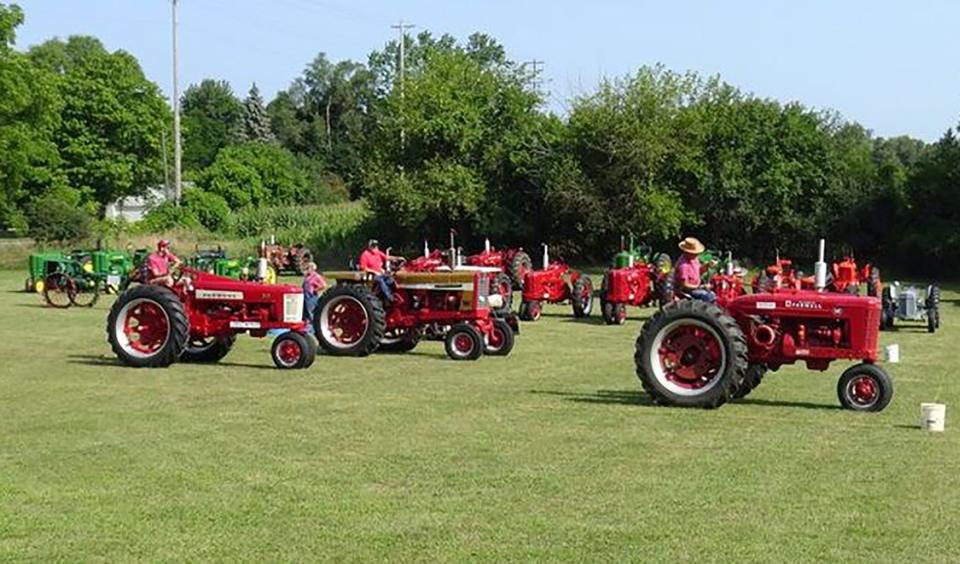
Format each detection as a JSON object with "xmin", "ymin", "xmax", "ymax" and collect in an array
[
  {"xmin": 146, "ymin": 240, "xmax": 181, "ymax": 286},
  {"xmin": 673, "ymin": 237, "xmax": 716, "ymax": 303},
  {"xmin": 358, "ymin": 239, "xmax": 403, "ymax": 302}
]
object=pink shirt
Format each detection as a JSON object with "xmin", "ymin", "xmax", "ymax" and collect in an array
[
  {"xmin": 674, "ymin": 255, "xmax": 701, "ymax": 289},
  {"xmin": 303, "ymin": 271, "xmax": 326, "ymax": 296},
  {"xmin": 146, "ymin": 251, "xmax": 179, "ymax": 277},
  {"xmin": 358, "ymin": 249, "xmax": 388, "ymax": 274}
]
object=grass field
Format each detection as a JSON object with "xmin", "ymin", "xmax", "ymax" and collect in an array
[{"xmin": 1, "ymin": 270, "xmax": 958, "ymax": 562}]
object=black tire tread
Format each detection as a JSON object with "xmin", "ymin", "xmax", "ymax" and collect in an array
[{"xmin": 106, "ymin": 285, "xmax": 189, "ymax": 368}]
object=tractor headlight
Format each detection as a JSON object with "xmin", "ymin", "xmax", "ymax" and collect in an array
[{"xmin": 284, "ymin": 293, "xmax": 304, "ymax": 323}]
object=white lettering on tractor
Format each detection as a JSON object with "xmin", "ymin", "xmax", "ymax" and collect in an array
[
  {"xmin": 196, "ymin": 289, "xmax": 244, "ymax": 301},
  {"xmin": 785, "ymin": 300, "xmax": 823, "ymax": 310},
  {"xmin": 229, "ymin": 321, "xmax": 261, "ymax": 329}
]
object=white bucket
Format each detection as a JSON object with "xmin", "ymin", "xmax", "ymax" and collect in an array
[
  {"xmin": 921, "ymin": 403, "xmax": 946, "ymax": 432},
  {"xmin": 885, "ymin": 344, "xmax": 900, "ymax": 363}
]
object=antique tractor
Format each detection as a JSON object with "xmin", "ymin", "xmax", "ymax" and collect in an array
[
  {"xmin": 706, "ymin": 252, "xmax": 748, "ymax": 308},
  {"xmin": 752, "ymin": 257, "xmax": 805, "ymax": 293},
  {"xmin": 881, "ymin": 282, "xmax": 940, "ymax": 333},
  {"xmin": 635, "ymin": 240, "xmax": 893, "ymax": 411},
  {"xmin": 830, "ymin": 256, "xmax": 882, "ymax": 297},
  {"xmin": 262, "ymin": 238, "xmax": 313, "ymax": 275},
  {"xmin": 107, "ymin": 268, "xmax": 315, "ymax": 369},
  {"xmin": 315, "ymin": 265, "xmax": 517, "ymax": 361},
  {"xmin": 598, "ymin": 237, "xmax": 673, "ymax": 325},
  {"xmin": 40, "ymin": 254, "xmax": 104, "ymax": 309},
  {"xmin": 465, "ymin": 238, "xmax": 533, "ymax": 290},
  {"xmin": 403, "ymin": 241, "xmax": 513, "ymax": 317},
  {"xmin": 518, "ymin": 245, "xmax": 594, "ymax": 322}
]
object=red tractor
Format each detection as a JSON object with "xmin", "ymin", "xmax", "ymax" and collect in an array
[
  {"xmin": 107, "ymin": 269, "xmax": 316, "ymax": 369},
  {"xmin": 830, "ymin": 256, "xmax": 882, "ymax": 297},
  {"xmin": 262, "ymin": 239, "xmax": 313, "ymax": 275},
  {"xmin": 707, "ymin": 254, "xmax": 749, "ymax": 308},
  {"xmin": 402, "ymin": 241, "xmax": 513, "ymax": 317},
  {"xmin": 635, "ymin": 240, "xmax": 893, "ymax": 411},
  {"xmin": 314, "ymin": 266, "xmax": 517, "ymax": 361},
  {"xmin": 752, "ymin": 257, "xmax": 805, "ymax": 292},
  {"xmin": 518, "ymin": 245, "xmax": 594, "ymax": 322},
  {"xmin": 599, "ymin": 253, "xmax": 673, "ymax": 325},
  {"xmin": 465, "ymin": 239, "xmax": 533, "ymax": 290}
]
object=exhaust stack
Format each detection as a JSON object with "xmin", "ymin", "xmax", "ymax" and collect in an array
[
  {"xmin": 814, "ymin": 239, "xmax": 827, "ymax": 291},
  {"xmin": 484, "ymin": 238, "xmax": 491, "ymax": 252},
  {"xmin": 542, "ymin": 244, "xmax": 550, "ymax": 270}
]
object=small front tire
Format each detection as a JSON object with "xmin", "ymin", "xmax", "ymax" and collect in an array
[
  {"xmin": 837, "ymin": 363, "xmax": 893, "ymax": 412},
  {"xmin": 445, "ymin": 323, "xmax": 483, "ymax": 361},
  {"xmin": 271, "ymin": 331, "xmax": 316, "ymax": 369}
]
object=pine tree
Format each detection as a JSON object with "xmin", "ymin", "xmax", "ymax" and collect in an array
[{"xmin": 239, "ymin": 82, "xmax": 275, "ymax": 143}]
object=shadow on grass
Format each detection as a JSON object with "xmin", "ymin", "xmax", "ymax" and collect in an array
[
  {"xmin": 67, "ymin": 354, "xmax": 123, "ymax": 367},
  {"xmin": 15, "ymin": 302, "xmax": 49, "ymax": 308},
  {"xmin": 530, "ymin": 389, "xmax": 654, "ymax": 407},
  {"xmin": 894, "ymin": 423, "xmax": 922, "ymax": 430},
  {"xmin": 559, "ymin": 316, "xmax": 608, "ymax": 326},
  {"xmin": 732, "ymin": 398, "xmax": 842, "ymax": 411}
]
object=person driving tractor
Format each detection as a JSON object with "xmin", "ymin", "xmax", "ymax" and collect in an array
[
  {"xmin": 358, "ymin": 239, "xmax": 403, "ymax": 302},
  {"xmin": 674, "ymin": 237, "xmax": 716, "ymax": 303},
  {"xmin": 301, "ymin": 261, "xmax": 327, "ymax": 333},
  {"xmin": 146, "ymin": 240, "xmax": 181, "ymax": 286}
]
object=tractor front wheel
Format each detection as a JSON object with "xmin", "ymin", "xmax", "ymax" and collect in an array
[
  {"xmin": 571, "ymin": 275, "xmax": 594, "ymax": 318},
  {"xmin": 43, "ymin": 272, "xmax": 74, "ymax": 309},
  {"xmin": 271, "ymin": 331, "xmax": 317, "ymax": 369},
  {"xmin": 519, "ymin": 300, "xmax": 542, "ymax": 322},
  {"xmin": 635, "ymin": 300, "xmax": 748, "ymax": 408},
  {"xmin": 314, "ymin": 285, "xmax": 386, "ymax": 356},
  {"xmin": 445, "ymin": 323, "xmax": 483, "ymax": 361},
  {"xmin": 837, "ymin": 363, "xmax": 893, "ymax": 412},
  {"xmin": 601, "ymin": 300, "xmax": 627, "ymax": 325},
  {"xmin": 107, "ymin": 285, "xmax": 189, "ymax": 368},
  {"xmin": 483, "ymin": 318, "xmax": 515, "ymax": 356}
]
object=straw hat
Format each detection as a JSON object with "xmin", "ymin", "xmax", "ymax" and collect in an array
[{"xmin": 678, "ymin": 237, "xmax": 705, "ymax": 255}]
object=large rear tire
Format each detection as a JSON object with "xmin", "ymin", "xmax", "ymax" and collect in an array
[
  {"xmin": 571, "ymin": 275, "xmax": 594, "ymax": 318},
  {"xmin": 519, "ymin": 300, "xmax": 541, "ymax": 322},
  {"xmin": 867, "ymin": 266, "xmax": 881, "ymax": 298},
  {"xmin": 313, "ymin": 284, "xmax": 386, "ymax": 356},
  {"xmin": 837, "ymin": 363, "xmax": 893, "ymax": 412},
  {"xmin": 491, "ymin": 272, "xmax": 514, "ymax": 317},
  {"xmin": 508, "ymin": 251, "xmax": 533, "ymax": 289},
  {"xmin": 107, "ymin": 285, "xmax": 189, "ymax": 368},
  {"xmin": 732, "ymin": 364, "xmax": 767, "ymax": 399},
  {"xmin": 635, "ymin": 300, "xmax": 748, "ymax": 408}
]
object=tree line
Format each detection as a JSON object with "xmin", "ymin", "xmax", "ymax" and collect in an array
[{"xmin": 1, "ymin": 3, "xmax": 957, "ymax": 273}]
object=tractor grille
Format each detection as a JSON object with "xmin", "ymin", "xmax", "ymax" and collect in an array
[{"xmin": 284, "ymin": 293, "xmax": 305, "ymax": 323}]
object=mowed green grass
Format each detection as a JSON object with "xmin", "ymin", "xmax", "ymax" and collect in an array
[{"xmin": 1, "ymin": 270, "xmax": 959, "ymax": 562}]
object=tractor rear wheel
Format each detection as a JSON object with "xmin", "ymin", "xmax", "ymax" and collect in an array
[
  {"xmin": 271, "ymin": 331, "xmax": 316, "ymax": 369},
  {"xmin": 571, "ymin": 275, "xmax": 594, "ymax": 318},
  {"xmin": 635, "ymin": 300, "xmax": 748, "ymax": 408},
  {"xmin": 483, "ymin": 318, "xmax": 515, "ymax": 356},
  {"xmin": 732, "ymin": 364, "xmax": 767, "ymax": 399},
  {"xmin": 314, "ymin": 284, "xmax": 386, "ymax": 356},
  {"xmin": 69, "ymin": 277, "xmax": 101, "ymax": 308},
  {"xmin": 926, "ymin": 285, "xmax": 941, "ymax": 332},
  {"xmin": 491, "ymin": 272, "xmax": 514, "ymax": 316},
  {"xmin": 107, "ymin": 285, "xmax": 189, "ymax": 368},
  {"xmin": 43, "ymin": 272, "xmax": 74, "ymax": 309},
  {"xmin": 294, "ymin": 247, "xmax": 313, "ymax": 274},
  {"xmin": 379, "ymin": 327, "xmax": 421, "ymax": 353},
  {"xmin": 509, "ymin": 251, "xmax": 533, "ymax": 289},
  {"xmin": 181, "ymin": 335, "xmax": 236, "ymax": 363},
  {"xmin": 657, "ymin": 275, "xmax": 675, "ymax": 308},
  {"xmin": 601, "ymin": 300, "xmax": 627, "ymax": 325},
  {"xmin": 445, "ymin": 323, "xmax": 483, "ymax": 361},
  {"xmin": 837, "ymin": 363, "xmax": 893, "ymax": 412},
  {"xmin": 519, "ymin": 300, "xmax": 541, "ymax": 322}
]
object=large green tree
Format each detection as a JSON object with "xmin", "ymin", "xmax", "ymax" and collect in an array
[
  {"xmin": 0, "ymin": 3, "xmax": 65, "ymax": 229},
  {"xmin": 29, "ymin": 36, "xmax": 169, "ymax": 215},
  {"xmin": 181, "ymin": 79, "xmax": 243, "ymax": 170}
]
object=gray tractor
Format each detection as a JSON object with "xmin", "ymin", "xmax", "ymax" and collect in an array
[{"xmin": 881, "ymin": 282, "xmax": 940, "ymax": 333}]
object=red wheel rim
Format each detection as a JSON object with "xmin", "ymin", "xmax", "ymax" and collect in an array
[
  {"xmin": 652, "ymin": 320, "xmax": 726, "ymax": 393},
  {"xmin": 119, "ymin": 299, "xmax": 170, "ymax": 356},
  {"xmin": 454, "ymin": 333, "xmax": 474, "ymax": 354},
  {"xmin": 320, "ymin": 296, "xmax": 369, "ymax": 348},
  {"xmin": 848, "ymin": 375, "xmax": 878, "ymax": 406},
  {"xmin": 277, "ymin": 339, "xmax": 302, "ymax": 365},
  {"xmin": 531, "ymin": 303, "xmax": 541, "ymax": 320}
]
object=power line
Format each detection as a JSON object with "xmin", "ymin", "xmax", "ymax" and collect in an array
[
  {"xmin": 526, "ymin": 59, "xmax": 545, "ymax": 97},
  {"xmin": 391, "ymin": 19, "xmax": 415, "ymax": 147}
]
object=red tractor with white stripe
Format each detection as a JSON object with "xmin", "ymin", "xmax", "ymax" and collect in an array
[
  {"xmin": 518, "ymin": 245, "xmax": 594, "ymax": 322},
  {"xmin": 107, "ymin": 268, "xmax": 316, "ymax": 369},
  {"xmin": 314, "ymin": 265, "xmax": 517, "ymax": 361},
  {"xmin": 635, "ymin": 240, "xmax": 893, "ymax": 411}
]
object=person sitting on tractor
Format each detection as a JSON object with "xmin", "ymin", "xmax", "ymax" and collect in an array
[
  {"xmin": 674, "ymin": 237, "xmax": 716, "ymax": 303},
  {"xmin": 301, "ymin": 261, "xmax": 327, "ymax": 334},
  {"xmin": 358, "ymin": 239, "xmax": 403, "ymax": 303},
  {"xmin": 146, "ymin": 240, "xmax": 181, "ymax": 286}
]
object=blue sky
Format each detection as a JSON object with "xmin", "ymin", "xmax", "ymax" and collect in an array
[{"xmin": 14, "ymin": 0, "xmax": 960, "ymax": 141}]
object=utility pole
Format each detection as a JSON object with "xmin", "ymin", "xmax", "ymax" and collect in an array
[
  {"xmin": 171, "ymin": 0, "xmax": 182, "ymax": 204},
  {"xmin": 391, "ymin": 19, "xmax": 415, "ymax": 147},
  {"xmin": 526, "ymin": 59, "xmax": 544, "ymax": 97}
]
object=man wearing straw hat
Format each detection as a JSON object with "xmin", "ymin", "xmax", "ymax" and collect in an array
[{"xmin": 674, "ymin": 236, "xmax": 716, "ymax": 303}]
